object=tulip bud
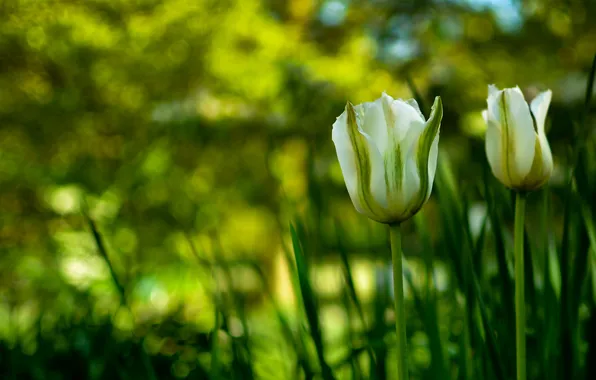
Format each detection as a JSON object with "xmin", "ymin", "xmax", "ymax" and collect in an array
[
  {"xmin": 332, "ymin": 93, "xmax": 443, "ymax": 224},
  {"xmin": 483, "ymin": 85, "xmax": 553, "ymax": 191}
]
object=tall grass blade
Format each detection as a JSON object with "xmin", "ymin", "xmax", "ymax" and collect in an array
[
  {"xmin": 340, "ymin": 289, "xmax": 362, "ymax": 379},
  {"xmin": 537, "ymin": 190, "xmax": 558, "ymax": 380},
  {"xmin": 586, "ymin": 310, "xmax": 596, "ymax": 380},
  {"xmin": 414, "ymin": 212, "xmax": 449, "ymax": 380},
  {"xmin": 582, "ymin": 201, "xmax": 596, "ymax": 380},
  {"xmin": 290, "ymin": 222, "xmax": 335, "ymax": 380},
  {"xmin": 210, "ymin": 310, "xmax": 222, "ymax": 379},
  {"xmin": 212, "ymin": 238, "xmax": 255, "ymax": 380},
  {"xmin": 86, "ymin": 216, "xmax": 157, "ymax": 380},
  {"xmin": 87, "ymin": 217, "xmax": 126, "ymax": 304},
  {"xmin": 335, "ymin": 223, "xmax": 367, "ymax": 326},
  {"xmin": 483, "ymin": 165, "xmax": 516, "ymax": 364},
  {"xmin": 559, "ymin": 53, "xmax": 596, "ymax": 379},
  {"xmin": 371, "ymin": 262, "xmax": 389, "ymax": 380},
  {"xmin": 436, "ymin": 159, "xmax": 507, "ymax": 380},
  {"xmin": 583, "ymin": 53, "xmax": 596, "ymax": 113},
  {"xmin": 335, "ymin": 222, "xmax": 378, "ymax": 376}
]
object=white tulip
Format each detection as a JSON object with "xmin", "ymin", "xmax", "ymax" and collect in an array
[
  {"xmin": 483, "ymin": 85, "xmax": 554, "ymax": 191},
  {"xmin": 332, "ymin": 93, "xmax": 443, "ymax": 224}
]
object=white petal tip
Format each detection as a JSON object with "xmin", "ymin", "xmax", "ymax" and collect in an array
[
  {"xmin": 541, "ymin": 89, "xmax": 553, "ymax": 98},
  {"xmin": 381, "ymin": 92, "xmax": 393, "ymax": 101},
  {"xmin": 488, "ymin": 84, "xmax": 501, "ymax": 99}
]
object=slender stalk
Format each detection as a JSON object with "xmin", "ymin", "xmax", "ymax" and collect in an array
[
  {"xmin": 514, "ymin": 193, "xmax": 527, "ymax": 380},
  {"xmin": 210, "ymin": 310, "xmax": 222, "ymax": 378},
  {"xmin": 389, "ymin": 224, "xmax": 409, "ymax": 380}
]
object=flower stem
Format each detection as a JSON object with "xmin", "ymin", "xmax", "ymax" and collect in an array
[
  {"xmin": 514, "ymin": 193, "xmax": 526, "ymax": 380},
  {"xmin": 389, "ymin": 224, "xmax": 408, "ymax": 380}
]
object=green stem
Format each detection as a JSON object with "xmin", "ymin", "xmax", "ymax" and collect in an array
[
  {"xmin": 390, "ymin": 224, "xmax": 409, "ymax": 380},
  {"xmin": 514, "ymin": 193, "xmax": 527, "ymax": 380}
]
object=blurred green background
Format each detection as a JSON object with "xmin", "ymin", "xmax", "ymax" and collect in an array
[{"xmin": 1, "ymin": 0, "xmax": 596, "ymax": 379}]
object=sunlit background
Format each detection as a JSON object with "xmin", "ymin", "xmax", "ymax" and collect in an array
[{"xmin": 1, "ymin": 0, "xmax": 595, "ymax": 378}]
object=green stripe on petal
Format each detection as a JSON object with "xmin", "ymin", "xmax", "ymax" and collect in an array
[
  {"xmin": 410, "ymin": 96, "xmax": 443, "ymax": 214},
  {"xmin": 383, "ymin": 143, "xmax": 402, "ymax": 210},
  {"xmin": 381, "ymin": 93, "xmax": 396, "ymax": 136},
  {"xmin": 499, "ymin": 91, "xmax": 514, "ymax": 186},
  {"xmin": 520, "ymin": 135, "xmax": 550, "ymax": 190},
  {"xmin": 346, "ymin": 103, "xmax": 388, "ymax": 221}
]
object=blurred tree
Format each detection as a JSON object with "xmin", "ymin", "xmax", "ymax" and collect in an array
[{"xmin": 0, "ymin": 0, "xmax": 595, "ymax": 364}]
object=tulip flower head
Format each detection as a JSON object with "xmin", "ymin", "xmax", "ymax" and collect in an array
[
  {"xmin": 332, "ymin": 93, "xmax": 443, "ymax": 224},
  {"xmin": 483, "ymin": 85, "xmax": 553, "ymax": 191}
]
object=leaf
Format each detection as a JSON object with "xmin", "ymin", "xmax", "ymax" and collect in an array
[{"xmin": 290, "ymin": 222, "xmax": 336, "ymax": 380}]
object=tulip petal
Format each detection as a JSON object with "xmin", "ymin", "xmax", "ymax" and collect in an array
[
  {"xmin": 528, "ymin": 89, "xmax": 554, "ymax": 189},
  {"xmin": 405, "ymin": 98, "xmax": 425, "ymax": 121},
  {"xmin": 384, "ymin": 118, "xmax": 424, "ymax": 219},
  {"xmin": 536, "ymin": 133, "xmax": 553, "ymax": 179},
  {"xmin": 332, "ymin": 111, "xmax": 359, "ymax": 205},
  {"xmin": 522, "ymin": 136, "xmax": 553, "ymax": 190},
  {"xmin": 401, "ymin": 155, "xmax": 421, "ymax": 220},
  {"xmin": 410, "ymin": 96, "xmax": 442, "ymax": 214},
  {"xmin": 485, "ymin": 113, "xmax": 505, "ymax": 183},
  {"xmin": 530, "ymin": 90, "xmax": 552, "ymax": 134},
  {"xmin": 488, "ymin": 84, "xmax": 500, "ymax": 97},
  {"xmin": 332, "ymin": 103, "xmax": 389, "ymax": 222},
  {"xmin": 382, "ymin": 94, "xmax": 426, "ymax": 143},
  {"xmin": 355, "ymin": 97, "xmax": 389, "ymax": 155},
  {"xmin": 487, "ymin": 85, "xmax": 501, "ymax": 123},
  {"xmin": 499, "ymin": 88, "xmax": 536, "ymax": 184},
  {"xmin": 426, "ymin": 133, "xmax": 440, "ymax": 198}
]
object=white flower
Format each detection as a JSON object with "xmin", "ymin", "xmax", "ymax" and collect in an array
[
  {"xmin": 483, "ymin": 85, "xmax": 554, "ymax": 191},
  {"xmin": 332, "ymin": 93, "xmax": 443, "ymax": 224}
]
